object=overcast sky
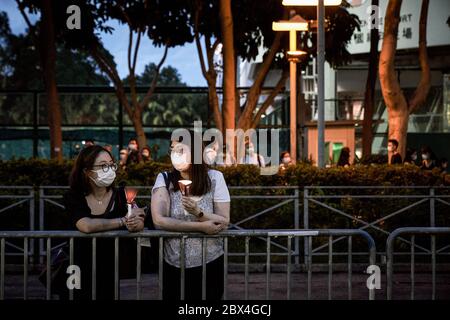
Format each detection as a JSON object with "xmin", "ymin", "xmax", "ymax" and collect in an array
[{"xmin": 2, "ymin": 0, "xmax": 207, "ymax": 86}]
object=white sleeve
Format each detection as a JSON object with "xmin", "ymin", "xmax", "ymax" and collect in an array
[
  {"xmin": 152, "ymin": 173, "xmax": 167, "ymax": 193},
  {"xmin": 211, "ymin": 171, "xmax": 230, "ymax": 202}
]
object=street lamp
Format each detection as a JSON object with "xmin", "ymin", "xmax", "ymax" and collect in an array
[
  {"xmin": 282, "ymin": 0, "xmax": 342, "ymax": 168},
  {"xmin": 272, "ymin": 15, "xmax": 308, "ymax": 163}
]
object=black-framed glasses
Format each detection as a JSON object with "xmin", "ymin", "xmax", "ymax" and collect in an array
[{"xmin": 92, "ymin": 163, "xmax": 118, "ymax": 173}]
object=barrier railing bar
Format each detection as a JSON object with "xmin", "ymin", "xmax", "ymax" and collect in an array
[
  {"xmin": 347, "ymin": 236, "xmax": 352, "ymax": 300},
  {"xmin": 245, "ymin": 236, "xmax": 249, "ymax": 300},
  {"xmin": 266, "ymin": 236, "xmax": 271, "ymax": 300},
  {"xmin": 23, "ymin": 237, "xmax": 28, "ymax": 300},
  {"xmin": 410, "ymin": 235, "xmax": 415, "ymax": 300},
  {"xmin": 386, "ymin": 227, "xmax": 450, "ymax": 300}
]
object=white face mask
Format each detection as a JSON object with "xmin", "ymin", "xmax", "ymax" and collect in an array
[
  {"xmin": 128, "ymin": 144, "xmax": 138, "ymax": 151},
  {"xmin": 282, "ymin": 157, "xmax": 291, "ymax": 164},
  {"xmin": 171, "ymin": 152, "xmax": 191, "ymax": 172},
  {"xmin": 411, "ymin": 154, "xmax": 417, "ymax": 161},
  {"xmin": 422, "ymin": 154, "xmax": 429, "ymax": 160},
  {"xmin": 246, "ymin": 146, "xmax": 255, "ymax": 154},
  {"xmin": 205, "ymin": 149, "xmax": 217, "ymax": 165},
  {"xmin": 90, "ymin": 168, "xmax": 116, "ymax": 187}
]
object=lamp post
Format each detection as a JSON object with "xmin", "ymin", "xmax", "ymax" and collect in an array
[
  {"xmin": 282, "ymin": 0, "xmax": 342, "ymax": 168},
  {"xmin": 272, "ymin": 15, "xmax": 308, "ymax": 163}
]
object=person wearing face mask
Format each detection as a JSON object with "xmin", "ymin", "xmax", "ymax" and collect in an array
[
  {"xmin": 420, "ymin": 146, "xmax": 437, "ymax": 170},
  {"xmin": 126, "ymin": 138, "xmax": 142, "ymax": 166},
  {"xmin": 119, "ymin": 148, "xmax": 128, "ymax": 170},
  {"xmin": 141, "ymin": 146, "xmax": 152, "ymax": 163},
  {"xmin": 404, "ymin": 148, "xmax": 418, "ymax": 165},
  {"xmin": 239, "ymin": 141, "xmax": 266, "ymax": 167},
  {"xmin": 63, "ymin": 145, "xmax": 145, "ymax": 300},
  {"xmin": 151, "ymin": 131, "xmax": 230, "ymax": 300},
  {"xmin": 388, "ymin": 139, "xmax": 403, "ymax": 165},
  {"xmin": 279, "ymin": 151, "xmax": 293, "ymax": 172}
]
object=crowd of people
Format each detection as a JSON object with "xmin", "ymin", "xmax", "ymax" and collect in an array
[
  {"xmin": 78, "ymin": 137, "xmax": 448, "ymax": 175},
  {"xmin": 332, "ymin": 139, "xmax": 448, "ymax": 174}
]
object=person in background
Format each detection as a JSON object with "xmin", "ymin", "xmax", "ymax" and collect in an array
[
  {"xmin": 119, "ymin": 148, "xmax": 128, "ymax": 170},
  {"xmin": 104, "ymin": 145, "xmax": 113, "ymax": 154},
  {"xmin": 420, "ymin": 146, "xmax": 437, "ymax": 170},
  {"xmin": 388, "ymin": 139, "xmax": 402, "ymax": 164},
  {"xmin": 404, "ymin": 148, "xmax": 418, "ymax": 165},
  {"xmin": 217, "ymin": 144, "xmax": 236, "ymax": 167},
  {"xmin": 151, "ymin": 130, "xmax": 230, "ymax": 300},
  {"xmin": 141, "ymin": 146, "xmax": 152, "ymax": 162},
  {"xmin": 84, "ymin": 139, "xmax": 95, "ymax": 148},
  {"xmin": 279, "ymin": 151, "xmax": 294, "ymax": 172},
  {"xmin": 204, "ymin": 141, "xmax": 220, "ymax": 166},
  {"xmin": 126, "ymin": 138, "xmax": 141, "ymax": 166},
  {"xmin": 239, "ymin": 141, "xmax": 265, "ymax": 167},
  {"xmin": 439, "ymin": 158, "xmax": 448, "ymax": 174},
  {"xmin": 337, "ymin": 147, "xmax": 351, "ymax": 167}
]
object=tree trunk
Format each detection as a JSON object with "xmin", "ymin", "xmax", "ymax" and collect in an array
[
  {"xmin": 379, "ymin": 0, "xmax": 408, "ymax": 160},
  {"xmin": 40, "ymin": 0, "xmax": 63, "ymax": 161},
  {"xmin": 408, "ymin": 0, "xmax": 430, "ymax": 114},
  {"xmin": 207, "ymin": 82, "xmax": 223, "ymax": 133},
  {"xmin": 132, "ymin": 108, "xmax": 147, "ymax": 150},
  {"xmin": 362, "ymin": 0, "xmax": 380, "ymax": 157},
  {"xmin": 219, "ymin": 0, "xmax": 236, "ymax": 135},
  {"xmin": 379, "ymin": 0, "xmax": 430, "ymax": 160},
  {"xmin": 387, "ymin": 107, "xmax": 409, "ymax": 159}
]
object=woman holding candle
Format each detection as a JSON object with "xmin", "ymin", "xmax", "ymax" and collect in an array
[
  {"xmin": 63, "ymin": 145, "xmax": 145, "ymax": 300},
  {"xmin": 151, "ymin": 131, "xmax": 230, "ymax": 300}
]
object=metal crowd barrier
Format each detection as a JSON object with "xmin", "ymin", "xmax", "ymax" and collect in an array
[
  {"xmin": 304, "ymin": 186, "xmax": 450, "ymax": 258},
  {"xmin": 0, "ymin": 187, "xmax": 35, "ymax": 260},
  {"xmin": 386, "ymin": 227, "xmax": 450, "ymax": 300},
  {"xmin": 38, "ymin": 186, "xmax": 300, "ymax": 262},
  {"xmin": 0, "ymin": 229, "xmax": 376, "ymax": 300}
]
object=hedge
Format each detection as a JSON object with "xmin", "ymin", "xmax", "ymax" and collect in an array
[
  {"xmin": 0, "ymin": 158, "xmax": 448, "ymax": 187},
  {"xmin": 0, "ymin": 159, "xmax": 449, "ymax": 262}
]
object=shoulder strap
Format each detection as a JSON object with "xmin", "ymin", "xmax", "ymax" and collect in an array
[
  {"xmin": 162, "ymin": 171, "xmax": 171, "ymax": 191},
  {"xmin": 257, "ymin": 154, "xmax": 262, "ymax": 167}
]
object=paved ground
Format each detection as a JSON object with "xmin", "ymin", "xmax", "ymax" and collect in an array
[{"xmin": 3, "ymin": 270, "xmax": 450, "ymax": 300}]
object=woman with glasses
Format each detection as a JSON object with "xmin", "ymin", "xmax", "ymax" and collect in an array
[
  {"xmin": 151, "ymin": 131, "xmax": 230, "ymax": 300},
  {"xmin": 63, "ymin": 145, "xmax": 145, "ymax": 300}
]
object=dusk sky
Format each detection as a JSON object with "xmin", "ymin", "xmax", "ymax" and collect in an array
[{"xmin": 1, "ymin": 0, "xmax": 207, "ymax": 86}]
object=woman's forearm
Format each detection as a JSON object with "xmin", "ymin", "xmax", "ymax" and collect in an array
[
  {"xmin": 154, "ymin": 216, "xmax": 204, "ymax": 233},
  {"xmin": 198, "ymin": 212, "xmax": 228, "ymax": 224},
  {"xmin": 76, "ymin": 217, "xmax": 123, "ymax": 233}
]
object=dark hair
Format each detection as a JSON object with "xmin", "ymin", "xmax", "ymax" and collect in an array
[
  {"xmin": 128, "ymin": 138, "xmax": 138, "ymax": 145},
  {"xmin": 69, "ymin": 145, "xmax": 114, "ymax": 195},
  {"xmin": 169, "ymin": 130, "xmax": 211, "ymax": 196},
  {"xmin": 404, "ymin": 148, "xmax": 417, "ymax": 163},
  {"xmin": 142, "ymin": 146, "xmax": 151, "ymax": 153},
  {"xmin": 280, "ymin": 151, "xmax": 290, "ymax": 160},
  {"xmin": 337, "ymin": 147, "xmax": 351, "ymax": 167},
  {"xmin": 388, "ymin": 139, "xmax": 399, "ymax": 149},
  {"xmin": 420, "ymin": 145, "xmax": 436, "ymax": 160}
]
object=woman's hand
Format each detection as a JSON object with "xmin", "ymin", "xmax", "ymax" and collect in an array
[
  {"xmin": 200, "ymin": 220, "xmax": 226, "ymax": 235},
  {"xmin": 125, "ymin": 208, "xmax": 145, "ymax": 232},
  {"xmin": 181, "ymin": 196, "xmax": 201, "ymax": 216}
]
